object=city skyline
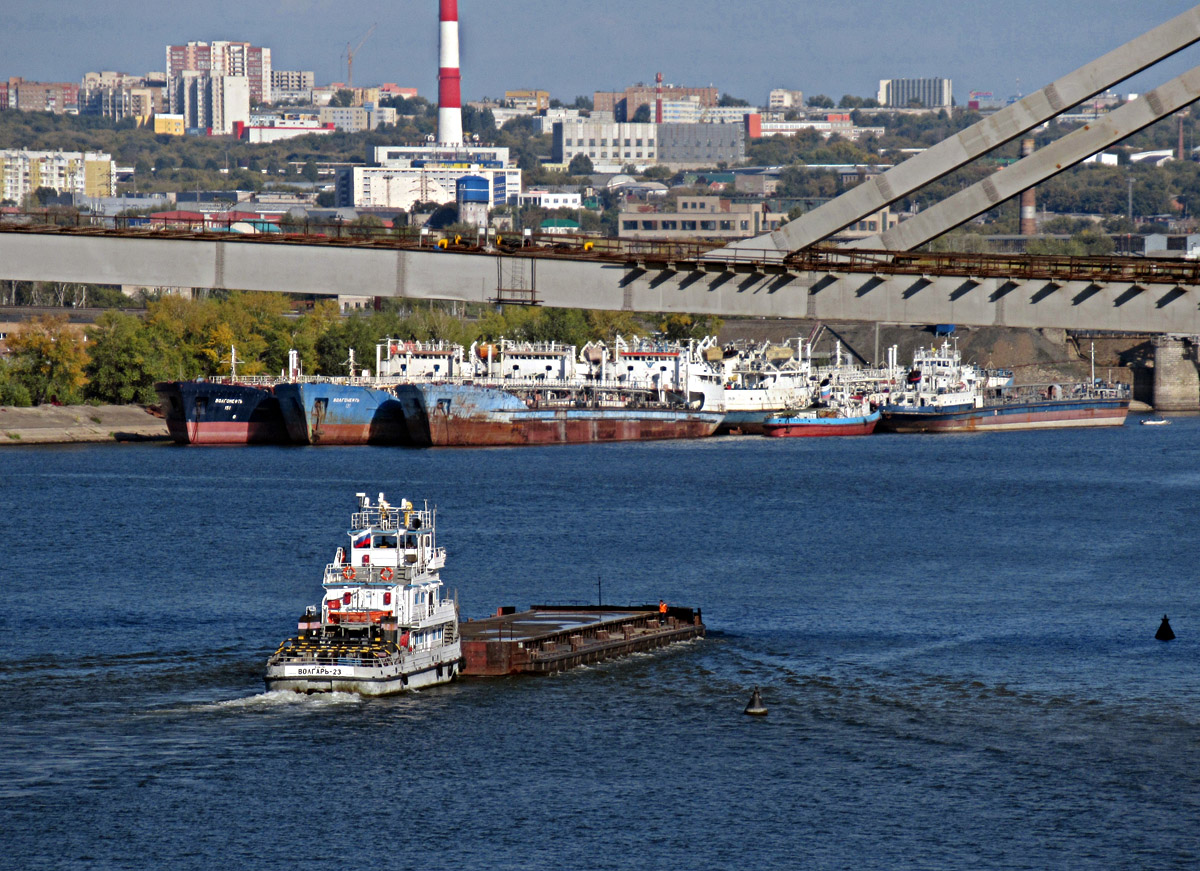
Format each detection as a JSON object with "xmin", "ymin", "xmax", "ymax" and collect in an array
[{"xmin": 3, "ymin": 0, "xmax": 1199, "ymax": 106}]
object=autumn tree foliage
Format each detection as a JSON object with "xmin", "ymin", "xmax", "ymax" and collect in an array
[{"xmin": 4, "ymin": 315, "xmax": 88, "ymax": 404}]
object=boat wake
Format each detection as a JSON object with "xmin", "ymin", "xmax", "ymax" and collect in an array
[{"xmin": 196, "ymin": 689, "xmax": 364, "ymax": 711}]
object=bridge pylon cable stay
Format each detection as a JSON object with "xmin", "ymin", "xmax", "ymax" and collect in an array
[
  {"xmin": 848, "ymin": 64, "xmax": 1200, "ymax": 251},
  {"xmin": 714, "ymin": 3, "xmax": 1200, "ymax": 259}
]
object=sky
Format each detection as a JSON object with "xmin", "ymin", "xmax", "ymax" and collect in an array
[{"xmin": 4, "ymin": 1, "xmax": 1200, "ymax": 105}]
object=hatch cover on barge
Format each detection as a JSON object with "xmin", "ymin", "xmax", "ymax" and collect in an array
[{"xmin": 460, "ymin": 605, "xmax": 704, "ymax": 676}]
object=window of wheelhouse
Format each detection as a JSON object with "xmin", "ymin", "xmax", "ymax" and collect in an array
[{"xmin": 373, "ymin": 534, "xmax": 397, "ymax": 548}]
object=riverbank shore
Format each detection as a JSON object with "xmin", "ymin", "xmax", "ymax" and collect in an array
[{"xmin": 0, "ymin": 404, "xmax": 168, "ymax": 445}]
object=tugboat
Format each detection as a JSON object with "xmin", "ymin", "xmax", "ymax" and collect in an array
[{"xmin": 265, "ymin": 492, "xmax": 462, "ymax": 695}]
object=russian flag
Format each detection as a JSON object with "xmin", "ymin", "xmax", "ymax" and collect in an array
[{"xmin": 352, "ymin": 529, "xmax": 371, "ymax": 549}]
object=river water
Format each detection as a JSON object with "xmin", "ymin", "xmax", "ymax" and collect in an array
[{"xmin": 1, "ymin": 420, "xmax": 1197, "ymax": 869}]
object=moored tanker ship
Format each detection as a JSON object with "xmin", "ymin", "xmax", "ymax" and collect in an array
[
  {"xmin": 156, "ymin": 379, "xmax": 290, "ymax": 445},
  {"xmin": 274, "ymin": 340, "xmax": 467, "ymax": 446},
  {"xmin": 393, "ymin": 380, "xmax": 722, "ymax": 446}
]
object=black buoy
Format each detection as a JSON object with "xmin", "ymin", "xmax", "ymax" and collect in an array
[
  {"xmin": 744, "ymin": 686, "xmax": 768, "ymax": 716},
  {"xmin": 1156, "ymin": 615, "xmax": 1176, "ymax": 642}
]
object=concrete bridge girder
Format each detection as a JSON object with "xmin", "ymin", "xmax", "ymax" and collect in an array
[{"xmin": 5, "ymin": 232, "xmax": 1200, "ymax": 333}]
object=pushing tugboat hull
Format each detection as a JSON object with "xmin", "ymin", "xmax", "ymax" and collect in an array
[{"xmin": 265, "ymin": 655, "xmax": 462, "ymax": 695}]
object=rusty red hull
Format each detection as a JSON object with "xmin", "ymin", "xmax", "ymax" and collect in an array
[
  {"xmin": 155, "ymin": 381, "xmax": 290, "ymax": 445},
  {"xmin": 460, "ymin": 605, "xmax": 705, "ymax": 676},
  {"xmin": 395, "ymin": 383, "xmax": 722, "ymax": 447}
]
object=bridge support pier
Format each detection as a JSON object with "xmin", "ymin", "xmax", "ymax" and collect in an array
[{"xmin": 1152, "ymin": 335, "xmax": 1200, "ymax": 411}]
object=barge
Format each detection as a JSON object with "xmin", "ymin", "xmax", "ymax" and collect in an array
[{"xmin": 460, "ymin": 604, "xmax": 705, "ymax": 676}]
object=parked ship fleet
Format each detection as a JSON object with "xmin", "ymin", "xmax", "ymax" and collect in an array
[{"xmin": 156, "ymin": 335, "xmax": 1131, "ymax": 446}]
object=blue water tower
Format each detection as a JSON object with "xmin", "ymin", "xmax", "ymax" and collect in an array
[{"xmin": 456, "ymin": 175, "xmax": 490, "ymax": 205}]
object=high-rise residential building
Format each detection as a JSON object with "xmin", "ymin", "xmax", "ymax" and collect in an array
[
  {"xmin": 877, "ymin": 78, "xmax": 953, "ymax": 109},
  {"xmin": 0, "ymin": 150, "xmax": 115, "ymax": 204},
  {"xmin": 166, "ymin": 41, "xmax": 271, "ymax": 104},
  {"xmin": 169, "ymin": 72, "xmax": 250, "ymax": 134}
]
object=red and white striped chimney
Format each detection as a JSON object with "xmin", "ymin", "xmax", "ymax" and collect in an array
[
  {"xmin": 655, "ymin": 72, "xmax": 664, "ymax": 124},
  {"xmin": 438, "ymin": 0, "xmax": 464, "ymax": 146}
]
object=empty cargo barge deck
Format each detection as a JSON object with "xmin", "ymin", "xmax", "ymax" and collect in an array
[{"xmin": 460, "ymin": 605, "xmax": 705, "ymax": 676}]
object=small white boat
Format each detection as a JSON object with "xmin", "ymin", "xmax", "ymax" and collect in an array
[{"xmin": 1141, "ymin": 418, "xmax": 1171, "ymax": 426}]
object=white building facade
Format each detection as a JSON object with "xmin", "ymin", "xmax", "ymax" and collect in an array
[
  {"xmin": 336, "ymin": 144, "xmax": 522, "ymax": 211},
  {"xmin": 170, "ymin": 72, "xmax": 250, "ymax": 134},
  {"xmin": 552, "ymin": 120, "xmax": 660, "ymax": 171}
]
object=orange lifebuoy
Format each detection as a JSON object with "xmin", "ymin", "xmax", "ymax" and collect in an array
[
  {"xmin": 380, "ymin": 567, "xmax": 394, "ymax": 582},
  {"xmin": 343, "ymin": 566, "xmax": 356, "ymax": 580}
]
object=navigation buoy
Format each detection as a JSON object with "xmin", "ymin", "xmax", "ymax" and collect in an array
[
  {"xmin": 1156, "ymin": 615, "xmax": 1176, "ymax": 642},
  {"xmin": 744, "ymin": 686, "xmax": 768, "ymax": 716}
]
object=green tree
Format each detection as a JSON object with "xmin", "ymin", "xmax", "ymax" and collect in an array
[
  {"xmin": 568, "ymin": 153, "xmax": 594, "ymax": 175},
  {"xmin": 631, "ymin": 103, "xmax": 652, "ymax": 123},
  {"xmin": 301, "ymin": 159, "xmax": 319, "ymax": 182},
  {"xmin": 84, "ymin": 311, "xmax": 166, "ymax": 404},
  {"xmin": 718, "ymin": 93, "xmax": 749, "ymax": 107},
  {"xmin": 517, "ymin": 308, "xmax": 591, "ymax": 347},
  {"xmin": 657, "ymin": 313, "xmax": 724, "ymax": 343},
  {"xmin": 5, "ymin": 315, "xmax": 88, "ymax": 404},
  {"xmin": 0, "ymin": 359, "xmax": 33, "ymax": 406},
  {"xmin": 806, "ymin": 95, "xmax": 835, "ymax": 109},
  {"xmin": 348, "ymin": 214, "xmax": 385, "ymax": 239}
]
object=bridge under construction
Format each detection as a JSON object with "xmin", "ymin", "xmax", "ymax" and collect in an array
[{"xmin": 6, "ymin": 6, "xmax": 1200, "ymax": 407}]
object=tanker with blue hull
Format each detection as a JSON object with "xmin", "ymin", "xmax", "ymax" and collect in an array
[
  {"xmin": 275, "ymin": 381, "xmax": 412, "ymax": 446},
  {"xmin": 276, "ymin": 340, "xmax": 468, "ymax": 446}
]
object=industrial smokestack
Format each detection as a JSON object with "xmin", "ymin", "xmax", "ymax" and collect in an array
[
  {"xmin": 1020, "ymin": 138, "xmax": 1037, "ymax": 236},
  {"xmin": 655, "ymin": 71, "xmax": 663, "ymax": 124},
  {"xmin": 438, "ymin": 0, "xmax": 464, "ymax": 146}
]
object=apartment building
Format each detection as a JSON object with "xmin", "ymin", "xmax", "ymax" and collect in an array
[
  {"xmin": 3, "ymin": 78, "xmax": 79, "ymax": 113},
  {"xmin": 169, "ymin": 72, "xmax": 250, "ymax": 135},
  {"xmin": 78, "ymin": 72, "xmax": 167, "ymax": 121},
  {"xmin": 166, "ymin": 41, "xmax": 271, "ymax": 104},
  {"xmin": 270, "ymin": 69, "xmax": 314, "ymax": 103},
  {"xmin": 1, "ymin": 150, "xmax": 115, "ymax": 204}
]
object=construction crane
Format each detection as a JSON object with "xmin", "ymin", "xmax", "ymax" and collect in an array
[{"xmin": 344, "ymin": 23, "xmax": 376, "ymax": 89}]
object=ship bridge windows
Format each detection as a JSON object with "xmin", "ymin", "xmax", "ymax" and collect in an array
[
  {"xmin": 374, "ymin": 534, "xmax": 397, "ymax": 548},
  {"xmin": 404, "ymin": 533, "xmax": 419, "ymax": 549}
]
